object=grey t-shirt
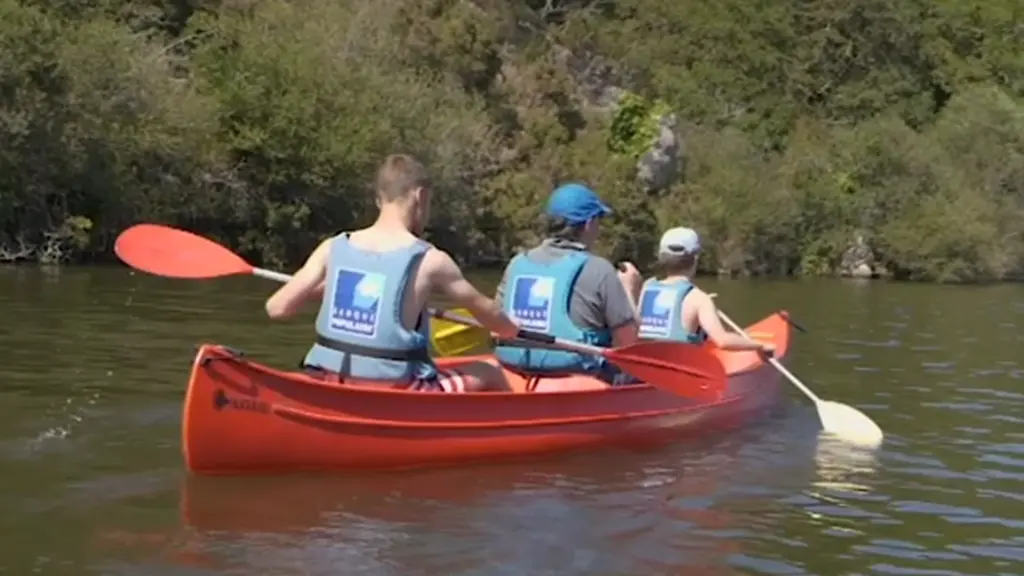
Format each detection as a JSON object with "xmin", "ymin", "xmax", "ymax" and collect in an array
[{"xmin": 495, "ymin": 238, "xmax": 637, "ymax": 333}]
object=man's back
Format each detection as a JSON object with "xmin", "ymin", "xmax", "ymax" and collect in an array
[
  {"xmin": 263, "ymin": 152, "xmax": 519, "ymax": 392},
  {"xmin": 498, "ymin": 239, "xmax": 635, "ymax": 336},
  {"xmin": 347, "ymin": 226, "xmax": 434, "ymax": 332}
]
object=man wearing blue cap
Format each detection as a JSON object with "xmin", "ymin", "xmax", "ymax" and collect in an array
[
  {"xmin": 493, "ymin": 183, "xmax": 643, "ymax": 386},
  {"xmin": 637, "ymin": 226, "xmax": 774, "ymax": 353}
]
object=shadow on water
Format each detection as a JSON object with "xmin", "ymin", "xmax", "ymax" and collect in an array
[{"xmin": 2, "ymin": 268, "xmax": 1024, "ymax": 575}]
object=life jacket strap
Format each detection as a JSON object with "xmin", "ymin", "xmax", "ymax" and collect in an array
[{"xmin": 315, "ymin": 334, "xmax": 430, "ymax": 363}]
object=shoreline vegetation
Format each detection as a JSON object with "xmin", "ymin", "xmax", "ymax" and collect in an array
[{"xmin": 1, "ymin": 0, "xmax": 1022, "ymax": 283}]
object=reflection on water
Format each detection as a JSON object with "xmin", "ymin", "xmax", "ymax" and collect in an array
[
  {"xmin": 154, "ymin": 419, "xmax": 886, "ymax": 576},
  {"xmin": 810, "ymin": 437, "xmax": 883, "ymax": 494},
  {"xmin": 1, "ymin": 269, "xmax": 1023, "ymax": 575}
]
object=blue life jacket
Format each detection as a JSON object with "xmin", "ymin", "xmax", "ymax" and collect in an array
[
  {"xmin": 302, "ymin": 234, "xmax": 436, "ymax": 383},
  {"xmin": 637, "ymin": 278, "xmax": 707, "ymax": 344},
  {"xmin": 494, "ymin": 250, "xmax": 612, "ymax": 374}
]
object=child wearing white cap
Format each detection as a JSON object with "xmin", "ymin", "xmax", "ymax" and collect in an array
[{"xmin": 636, "ymin": 227, "xmax": 775, "ymax": 354}]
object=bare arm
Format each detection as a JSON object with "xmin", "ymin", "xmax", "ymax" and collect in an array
[
  {"xmin": 600, "ymin": 264, "xmax": 640, "ymax": 348},
  {"xmin": 612, "ymin": 321, "xmax": 639, "ymax": 348},
  {"xmin": 265, "ymin": 239, "xmax": 330, "ymax": 320},
  {"xmin": 693, "ymin": 292, "xmax": 764, "ymax": 351},
  {"xmin": 494, "ymin": 267, "xmax": 508, "ymax": 306},
  {"xmin": 616, "ymin": 262, "xmax": 643, "ymax": 314},
  {"xmin": 428, "ymin": 250, "xmax": 519, "ymax": 340}
]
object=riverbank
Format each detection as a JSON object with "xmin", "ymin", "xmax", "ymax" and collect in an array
[
  {"xmin": 4, "ymin": 257, "xmax": 1022, "ymax": 287},
  {"xmin": 1, "ymin": 0, "xmax": 1022, "ymax": 282}
]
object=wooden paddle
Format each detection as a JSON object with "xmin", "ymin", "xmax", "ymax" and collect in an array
[
  {"xmin": 715, "ymin": 309, "xmax": 884, "ymax": 448},
  {"xmin": 114, "ymin": 224, "xmax": 728, "ymax": 400}
]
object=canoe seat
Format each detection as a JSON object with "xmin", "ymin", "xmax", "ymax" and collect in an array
[
  {"xmin": 500, "ymin": 370, "xmax": 610, "ymax": 393},
  {"xmin": 499, "ymin": 369, "xmax": 543, "ymax": 393}
]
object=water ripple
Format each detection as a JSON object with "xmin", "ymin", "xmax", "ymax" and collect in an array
[{"xmin": 2, "ymin": 272, "xmax": 1024, "ymax": 575}]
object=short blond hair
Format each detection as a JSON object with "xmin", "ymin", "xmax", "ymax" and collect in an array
[{"xmin": 375, "ymin": 154, "xmax": 431, "ymax": 202}]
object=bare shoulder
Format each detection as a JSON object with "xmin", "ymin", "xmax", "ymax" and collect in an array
[
  {"xmin": 420, "ymin": 245, "xmax": 460, "ymax": 280},
  {"xmin": 303, "ymin": 236, "xmax": 334, "ymax": 267},
  {"xmin": 686, "ymin": 287, "xmax": 714, "ymax": 308},
  {"xmin": 314, "ymin": 236, "xmax": 334, "ymax": 253}
]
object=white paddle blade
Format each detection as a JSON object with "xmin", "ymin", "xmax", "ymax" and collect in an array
[{"xmin": 816, "ymin": 401, "xmax": 884, "ymax": 449}]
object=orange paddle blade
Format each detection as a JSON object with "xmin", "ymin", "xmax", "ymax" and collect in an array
[
  {"xmin": 606, "ymin": 341, "xmax": 727, "ymax": 401},
  {"xmin": 114, "ymin": 224, "xmax": 254, "ymax": 279}
]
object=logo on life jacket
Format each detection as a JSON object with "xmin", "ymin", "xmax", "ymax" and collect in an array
[
  {"xmin": 639, "ymin": 287, "xmax": 677, "ymax": 338},
  {"xmin": 329, "ymin": 268, "xmax": 385, "ymax": 338},
  {"xmin": 510, "ymin": 275, "xmax": 555, "ymax": 332}
]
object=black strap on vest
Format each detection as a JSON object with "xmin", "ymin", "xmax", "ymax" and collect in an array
[
  {"xmin": 315, "ymin": 334, "xmax": 431, "ymax": 363},
  {"xmin": 494, "ymin": 338, "xmax": 563, "ymax": 350}
]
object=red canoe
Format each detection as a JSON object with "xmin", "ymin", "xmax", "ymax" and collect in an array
[{"xmin": 182, "ymin": 312, "xmax": 792, "ymax": 475}]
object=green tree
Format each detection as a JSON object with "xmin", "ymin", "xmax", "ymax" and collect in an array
[{"xmin": 0, "ymin": 0, "xmax": 1022, "ymax": 282}]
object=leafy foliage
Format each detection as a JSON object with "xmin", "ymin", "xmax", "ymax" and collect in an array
[{"xmin": 0, "ymin": 0, "xmax": 1022, "ymax": 281}]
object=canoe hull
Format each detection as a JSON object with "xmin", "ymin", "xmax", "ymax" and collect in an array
[{"xmin": 182, "ymin": 312, "xmax": 792, "ymax": 475}]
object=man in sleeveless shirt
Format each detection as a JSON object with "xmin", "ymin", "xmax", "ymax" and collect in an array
[
  {"xmin": 264, "ymin": 154, "xmax": 520, "ymax": 392},
  {"xmin": 637, "ymin": 226, "xmax": 774, "ymax": 354},
  {"xmin": 492, "ymin": 183, "xmax": 644, "ymax": 387}
]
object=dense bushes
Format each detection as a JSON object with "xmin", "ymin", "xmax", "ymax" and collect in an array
[{"xmin": 0, "ymin": 0, "xmax": 1022, "ymax": 281}]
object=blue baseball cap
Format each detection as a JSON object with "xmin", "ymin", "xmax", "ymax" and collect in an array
[
  {"xmin": 658, "ymin": 227, "xmax": 701, "ymax": 256},
  {"xmin": 545, "ymin": 183, "xmax": 612, "ymax": 225}
]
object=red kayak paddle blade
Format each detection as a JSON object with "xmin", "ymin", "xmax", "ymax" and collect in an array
[
  {"xmin": 607, "ymin": 341, "xmax": 727, "ymax": 401},
  {"xmin": 114, "ymin": 224, "xmax": 254, "ymax": 280}
]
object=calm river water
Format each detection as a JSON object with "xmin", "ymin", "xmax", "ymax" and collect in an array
[{"xmin": 1, "ymin": 266, "xmax": 1023, "ymax": 575}]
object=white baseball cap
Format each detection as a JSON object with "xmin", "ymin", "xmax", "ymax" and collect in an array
[{"xmin": 658, "ymin": 227, "xmax": 701, "ymax": 256}]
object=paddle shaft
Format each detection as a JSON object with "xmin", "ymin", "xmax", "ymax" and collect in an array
[
  {"xmin": 251, "ymin": 267, "xmax": 583, "ymax": 352},
  {"xmin": 252, "ymin": 267, "xmax": 292, "ymax": 283},
  {"xmin": 715, "ymin": 310, "xmax": 823, "ymax": 404},
  {"xmin": 432, "ymin": 310, "xmax": 607, "ymax": 355}
]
